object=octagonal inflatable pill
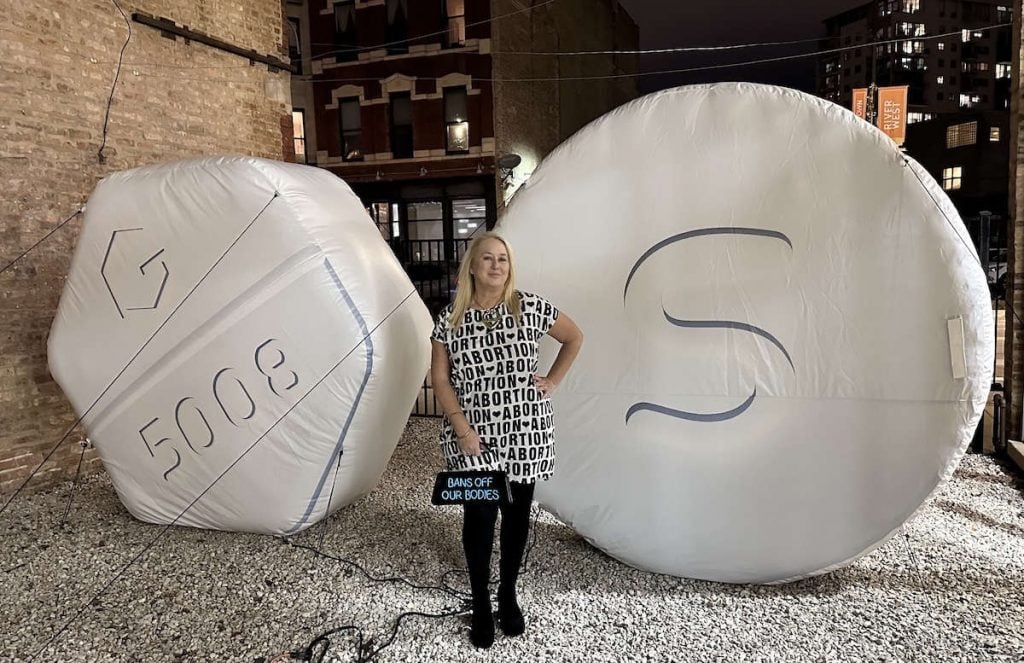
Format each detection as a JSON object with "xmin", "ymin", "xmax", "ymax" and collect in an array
[{"xmin": 48, "ymin": 156, "xmax": 431, "ymax": 534}]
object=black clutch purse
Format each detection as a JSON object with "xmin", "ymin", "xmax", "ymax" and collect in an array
[{"xmin": 431, "ymin": 470, "xmax": 511, "ymax": 506}]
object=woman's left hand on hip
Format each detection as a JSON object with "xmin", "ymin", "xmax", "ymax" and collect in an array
[{"xmin": 532, "ymin": 374, "xmax": 557, "ymax": 398}]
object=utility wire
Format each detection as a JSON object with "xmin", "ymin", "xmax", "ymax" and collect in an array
[
  {"xmin": 0, "ymin": 209, "xmax": 83, "ymax": 276},
  {"xmin": 30, "ymin": 288, "xmax": 418, "ymax": 659},
  {"xmin": 309, "ymin": 0, "xmax": 556, "ymax": 63},
  {"xmin": 98, "ymin": 0, "xmax": 132, "ymax": 164},
  {"xmin": 8, "ymin": 22, "xmax": 1010, "ymax": 83},
  {"xmin": 95, "ymin": 22, "xmax": 1011, "ymax": 85},
  {"xmin": 0, "ymin": 193, "xmax": 280, "ymax": 521}
]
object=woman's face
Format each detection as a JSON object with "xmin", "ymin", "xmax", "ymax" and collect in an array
[{"xmin": 471, "ymin": 238, "xmax": 510, "ymax": 291}]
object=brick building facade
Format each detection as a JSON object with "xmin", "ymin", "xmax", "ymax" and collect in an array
[
  {"xmin": 288, "ymin": 0, "xmax": 637, "ymax": 319},
  {"xmin": 1, "ymin": 1, "xmax": 292, "ymax": 495}
]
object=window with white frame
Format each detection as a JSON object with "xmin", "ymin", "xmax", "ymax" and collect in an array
[
  {"xmin": 339, "ymin": 97, "xmax": 363, "ymax": 161},
  {"xmin": 443, "ymin": 87, "xmax": 469, "ymax": 153}
]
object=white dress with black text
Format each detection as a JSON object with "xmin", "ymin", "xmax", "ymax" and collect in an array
[{"xmin": 431, "ymin": 291, "xmax": 559, "ymax": 483}]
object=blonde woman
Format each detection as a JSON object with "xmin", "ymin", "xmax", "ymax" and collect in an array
[{"xmin": 430, "ymin": 232, "xmax": 583, "ymax": 648}]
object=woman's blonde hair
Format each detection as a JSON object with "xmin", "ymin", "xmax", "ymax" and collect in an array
[{"xmin": 449, "ymin": 232, "xmax": 522, "ymax": 329}]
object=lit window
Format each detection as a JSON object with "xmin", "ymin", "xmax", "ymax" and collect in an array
[
  {"xmin": 902, "ymin": 0, "xmax": 920, "ymax": 12},
  {"xmin": 996, "ymin": 63, "xmax": 1011, "ymax": 79},
  {"xmin": 998, "ymin": 6, "xmax": 1012, "ymax": 22},
  {"xmin": 368, "ymin": 202, "xmax": 391, "ymax": 241},
  {"xmin": 899, "ymin": 22, "xmax": 925, "ymax": 37},
  {"xmin": 962, "ymin": 29, "xmax": 971, "ymax": 42},
  {"xmin": 936, "ymin": 75, "xmax": 944, "ymax": 84},
  {"xmin": 990, "ymin": 127, "xmax": 1001, "ymax": 142},
  {"xmin": 444, "ymin": 0, "xmax": 466, "ymax": 48},
  {"xmin": 937, "ymin": 42, "xmax": 945, "ymax": 51},
  {"xmin": 942, "ymin": 166, "xmax": 962, "ymax": 191},
  {"xmin": 946, "ymin": 121, "xmax": 977, "ymax": 148},
  {"xmin": 291, "ymin": 109, "xmax": 306, "ymax": 163},
  {"xmin": 444, "ymin": 87, "xmax": 470, "ymax": 153},
  {"xmin": 339, "ymin": 97, "xmax": 363, "ymax": 162},
  {"xmin": 959, "ymin": 93, "xmax": 981, "ymax": 108}
]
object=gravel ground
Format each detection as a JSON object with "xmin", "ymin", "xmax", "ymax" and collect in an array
[{"xmin": 2, "ymin": 417, "xmax": 1024, "ymax": 662}]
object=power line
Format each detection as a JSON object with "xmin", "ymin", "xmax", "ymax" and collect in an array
[
  {"xmin": 0, "ymin": 209, "xmax": 83, "ymax": 277},
  {"xmin": 88, "ymin": 22, "xmax": 1011, "ymax": 85},
  {"xmin": 30, "ymin": 287, "xmax": 419, "ymax": 659},
  {"xmin": 97, "ymin": 0, "xmax": 131, "ymax": 164},
  {"xmin": 0, "ymin": 193, "xmax": 280, "ymax": 521},
  {"xmin": 307, "ymin": 0, "xmax": 556, "ymax": 63}
]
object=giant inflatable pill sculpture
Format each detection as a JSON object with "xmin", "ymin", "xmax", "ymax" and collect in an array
[
  {"xmin": 500, "ymin": 84, "xmax": 994, "ymax": 583},
  {"xmin": 48, "ymin": 156, "xmax": 431, "ymax": 534}
]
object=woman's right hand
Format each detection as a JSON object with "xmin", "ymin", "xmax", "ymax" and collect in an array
[{"xmin": 457, "ymin": 428, "xmax": 486, "ymax": 456}]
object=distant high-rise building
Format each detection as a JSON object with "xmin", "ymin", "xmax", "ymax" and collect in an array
[
  {"xmin": 818, "ymin": 0, "xmax": 1012, "ymax": 121},
  {"xmin": 817, "ymin": 0, "xmax": 1012, "ymax": 240}
]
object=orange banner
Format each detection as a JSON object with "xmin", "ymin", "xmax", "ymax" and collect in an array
[
  {"xmin": 852, "ymin": 88, "xmax": 868, "ymax": 120},
  {"xmin": 876, "ymin": 86, "xmax": 909, "ymax": 146}
]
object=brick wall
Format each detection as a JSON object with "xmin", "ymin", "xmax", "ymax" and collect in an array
[
  {"xmin": 1007, "ymin": 0, "xmax": 1022, "ymax": 439},
  {"xmin": 0, "ymin": 0, "xmax": 291, "ymax": 497},
  {"xmin": 491, "ymin": 0, "xmax": 639, "ymax": 212}
]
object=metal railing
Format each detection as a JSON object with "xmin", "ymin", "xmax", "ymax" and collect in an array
[{"xmin": 391, "ymin": 238, "xmax": 469, "ymax": 417}]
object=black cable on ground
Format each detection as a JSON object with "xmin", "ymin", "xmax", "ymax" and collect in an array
[
  {"xmin": 316, "ymin": 450, "xmax": 344, "ymax": 552},
  {"xmin": 0, "ymin": 209, "xmax": 83, "ymax": 277},
  {"xmin": 281, "ymin": 537, "xmax": 470, "ymax": 602},
  {"xmin": 98, "ymin": 0, "xmax": 132, "ymax": 164},
  {"xmin": 277, "ymin": 501, "xmax": 542, "ymax": 662},
  {"xmin": 29, "ymin": 287, "xmax": 418, "ymax": 660},
  {"xmin": 58, "ymin": 440, "xmax": 89, "ymax": 528}
]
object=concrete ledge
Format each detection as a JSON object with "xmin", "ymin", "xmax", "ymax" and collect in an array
[{"xmin": 1008, "ymin": 439, "xmax": 1024, "ymax": 472}]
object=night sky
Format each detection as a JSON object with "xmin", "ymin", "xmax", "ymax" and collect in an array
[{"xmin": 615, "ymin": 0, "xmax": 865, "ymax": 94}]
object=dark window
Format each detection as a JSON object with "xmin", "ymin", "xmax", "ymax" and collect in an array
[
  {"xmin": 334, "ymin": 1, "xmax": 357, "ymax": 62},
  {"xmin": 386, "ymin": 0, "xmax": 408, "ymax": 54},
  {"xmin": 390, "ymin": 93, "xmax": 414, "ymax": 158},
  {"xmin": 287, "ymin": 17, "xmax": 301, "ymax": 71},
  {"xmin": 339, "ymin": 98, "xmax": 363, "ymax": 162},
  {"xmin": 444, "ymin": 87, "xmax": 469, "ymax": 153},
  {"xmin": 444, "ymin": 0, "xmax": 466, "ymax": 48}
]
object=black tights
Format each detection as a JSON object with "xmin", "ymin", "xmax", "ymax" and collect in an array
[{"xmin": 462, "ymin": 481, "xmax": 535, "ymax": 604}]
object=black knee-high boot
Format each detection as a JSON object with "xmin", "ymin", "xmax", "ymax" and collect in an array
[
  {"xmin": 463, "ymin": 502, "xmax": 498, "ymax": 648},
  {"xmin": 497, "ymin": 481, "xmax": 536, "ymax": 636}
]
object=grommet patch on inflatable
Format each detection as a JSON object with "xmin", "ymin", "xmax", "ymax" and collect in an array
[
  {"xmin": 48, "ymin": 156, "xmax": 431, "ymax": 534},
  {"xmin": 500, "ymin": 84, "xmax": 993, "ymax": 583}
]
